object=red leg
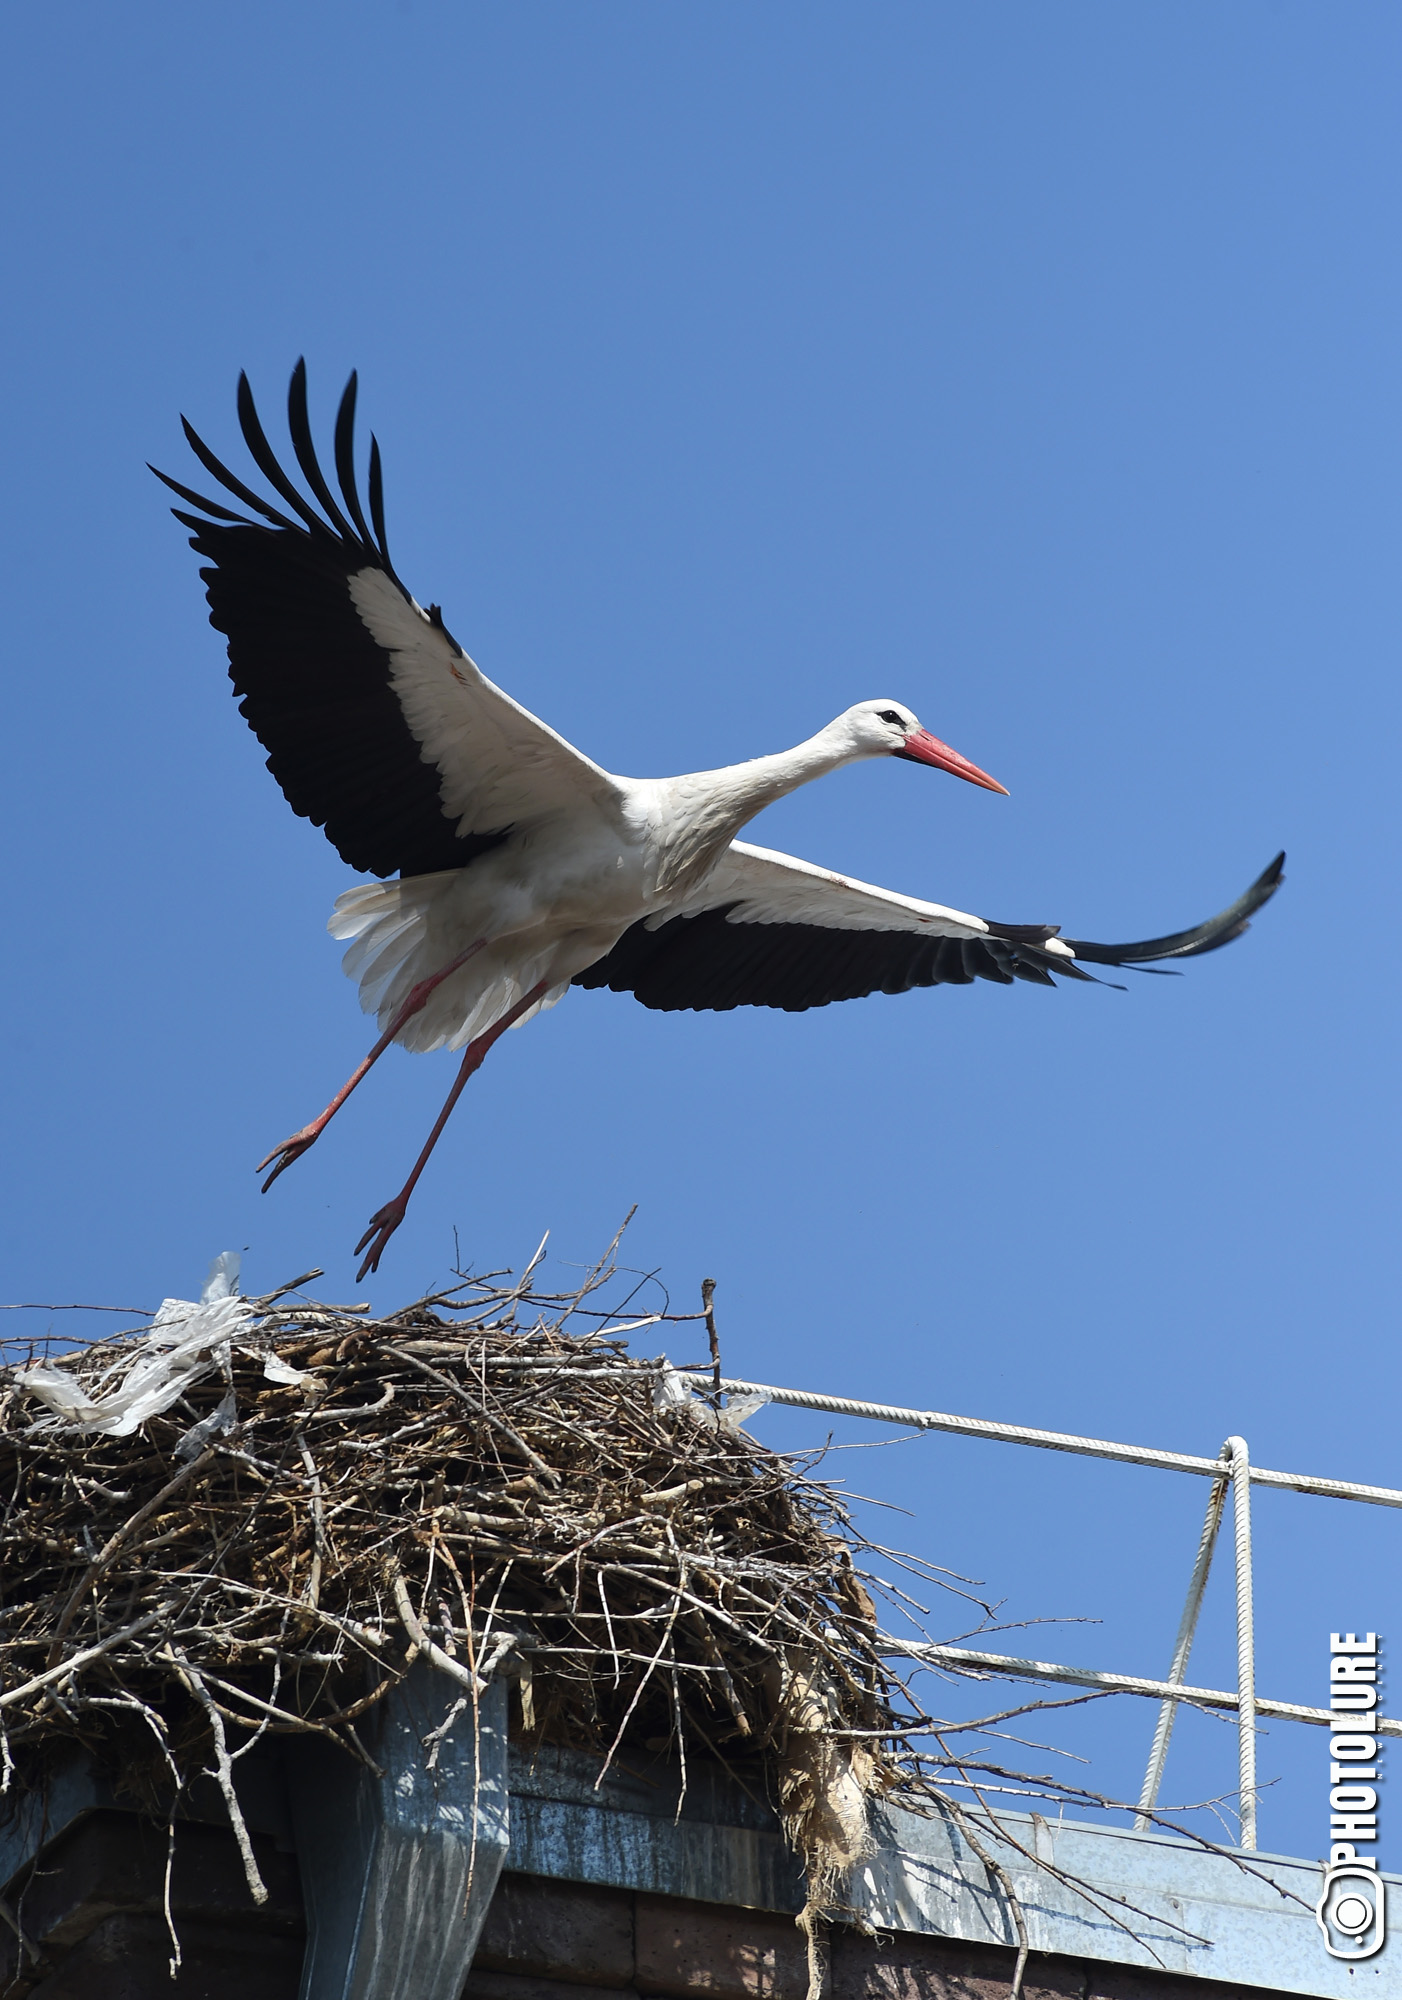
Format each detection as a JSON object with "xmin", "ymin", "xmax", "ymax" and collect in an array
[
  {"xmin": 258, "ymin": 938, "xmax": 490, "ymax": 1190},
  {"xmin": 353, "ymin": 981, "xmax": 550, "ymax": 1280}
]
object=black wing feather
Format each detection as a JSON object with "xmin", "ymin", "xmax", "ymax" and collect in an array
[
  {"xmin": 149, "ymin": 470, "xmax": 248, "ymax": 524},
  {"xmin": 367, "ymin": 434, "xmax": 394, "ymax": 575},
  {"xmin": 333, "ymin": 373, "xmax": 377, "ymax": 551},
  {"xmin": 235, "ymin": 371, "xmax": 327, "ymax": 535},
  {"xmin": 157, "ymin": 363, "xmax": 508, "ymax": 880},
  {"xmin": 286, "ymin": 357, "xmax": 356, "ymax": 542},
  {"xmin": 180, "ymin": 416, "xmax": 294, "ymax": 528},
  {"xmin": 1064, "ymin": 853, "xmax": 1285, "ymax": 963},
  {"xmin": 574, "ymin": 911, "xmax": 1087, "ymax": 1011},
  {"xmin": 573, "ymin": 859, "xmax": 1282, "ymax": 1014}
]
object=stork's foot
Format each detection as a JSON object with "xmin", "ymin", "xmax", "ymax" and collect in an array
[
  {"xmin": 258, "ymin": 1125, "xmax": 324, "ymax": 1192},
  {"xmin": 355, "ymin": 1199, "xmax": 408, "ymax": 1281}
]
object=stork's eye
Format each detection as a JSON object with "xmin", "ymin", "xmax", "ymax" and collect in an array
[{"xmin": 877, "ymin": 710, "xmax": 905, "ymax": 726}]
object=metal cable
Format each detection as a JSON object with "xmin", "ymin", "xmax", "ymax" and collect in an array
[
  {"xmin": 701, "ymin": 1376, "xmax": 1402, "ymax": 1509},
  {"xmin": 1224, "ymin": 1436, "xmax": 1257, "ymax": 1850},
  {"xmin": 1134, "ymin": 1473, "xmax": 1229, "ymax": 1827}
]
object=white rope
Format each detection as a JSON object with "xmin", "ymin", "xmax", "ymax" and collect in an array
[
  {"xmin": 880, "ymin": 1638, "xmax": 1402, "ymax": 1737},
  {"xmin": 1134, "ymin": 1473, "xmax": 1228, "ymax": 1826},
  {"xmin": 695, "ymin": 1376, "xmax": 1402, "ymax": 1510},
  {"xmin": 1225, "ymin": 1437, "xmax": 1258, "ymax": 1849}
]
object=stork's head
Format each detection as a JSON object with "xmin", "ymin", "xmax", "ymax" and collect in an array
[{"xmin": 840, "ymin": 701, "xmax": 1009, "ymax": 794}]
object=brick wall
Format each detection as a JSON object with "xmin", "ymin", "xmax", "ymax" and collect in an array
[
  {"xmin": 470, "ymin": 1872, "xmax": 1293, "ymax": 2000},
  {"xmin": 0, "ymin": 1810, "xmax": 303, "ymax": 2000}
]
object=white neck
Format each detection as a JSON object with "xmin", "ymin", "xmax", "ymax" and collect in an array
[
  {"xmin": 683, "ymin": 721, "xmax": 859, "ymax": 826},
  {"xmin": 643, "ymin": 720, "xmax": 865, "ymax": 897}
]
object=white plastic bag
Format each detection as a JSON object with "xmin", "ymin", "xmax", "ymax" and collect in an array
[
  {"xmin": 651, "ymin": 1363, "xmax": 769, "ymax": 1433},
  {"xmin": 16, "ymin": 1253, "xmax": 252, "ymax": 1438}
]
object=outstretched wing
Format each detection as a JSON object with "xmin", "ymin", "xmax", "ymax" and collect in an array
[
  {"xmin": 155, "ymin": 361, "xmax": 627, "ymax": 879},
  {"xmin": 574, "ymin": 843, "xmax": 1284, "ymax": 1013}
]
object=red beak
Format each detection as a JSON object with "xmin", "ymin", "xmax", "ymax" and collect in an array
[{"xmin": 893, "ymin": 727, "xmax": 1009, "ymax": 795}]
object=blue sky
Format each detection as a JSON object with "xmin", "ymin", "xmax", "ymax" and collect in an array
[{"xmin": 2, "ymin": 2, "xmax": 1398, "ymax": 1865}]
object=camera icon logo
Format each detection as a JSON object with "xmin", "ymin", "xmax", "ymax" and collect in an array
[{"xmin": 1316, "ymin": 1862, "xmax": 1386, "ymax": 1961}]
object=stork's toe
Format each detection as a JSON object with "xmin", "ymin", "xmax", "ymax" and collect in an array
[
  {"xmin": 355, "ymin": 1200, "xmax": 408, "ymax": 1281},
  {"xmin": 258, "ymin": 1126, "xmax": 321, "ymax": 1191}
]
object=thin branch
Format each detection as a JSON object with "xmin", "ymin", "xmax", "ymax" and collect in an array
[{"xmin": 168, "ymin": 1647, "xmax": 268, "ymax": 1906}]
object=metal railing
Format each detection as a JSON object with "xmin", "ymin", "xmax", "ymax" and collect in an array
[{"xmin": 678, "ymin": 1370, "xmax": 1401, "ymax": 1851}]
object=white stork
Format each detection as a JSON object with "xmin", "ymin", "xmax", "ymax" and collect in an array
[{"xmin": 155, "ymin": 364, "xmax": 1284, "ymax": 1279}]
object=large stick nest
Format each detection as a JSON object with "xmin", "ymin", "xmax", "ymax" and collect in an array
[
  {"xmin": 2, "ymin": 1245, "xmax": 1272, "ymax": 2000},
  {"xmin": 0, "ymin": 1246, "xmax": 944, "ymax": 1922}
]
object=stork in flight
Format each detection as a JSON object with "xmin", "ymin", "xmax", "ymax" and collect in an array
[{"xmin": 156, "ymin": 365, "xmax": 1283, "ymax": 1279}]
